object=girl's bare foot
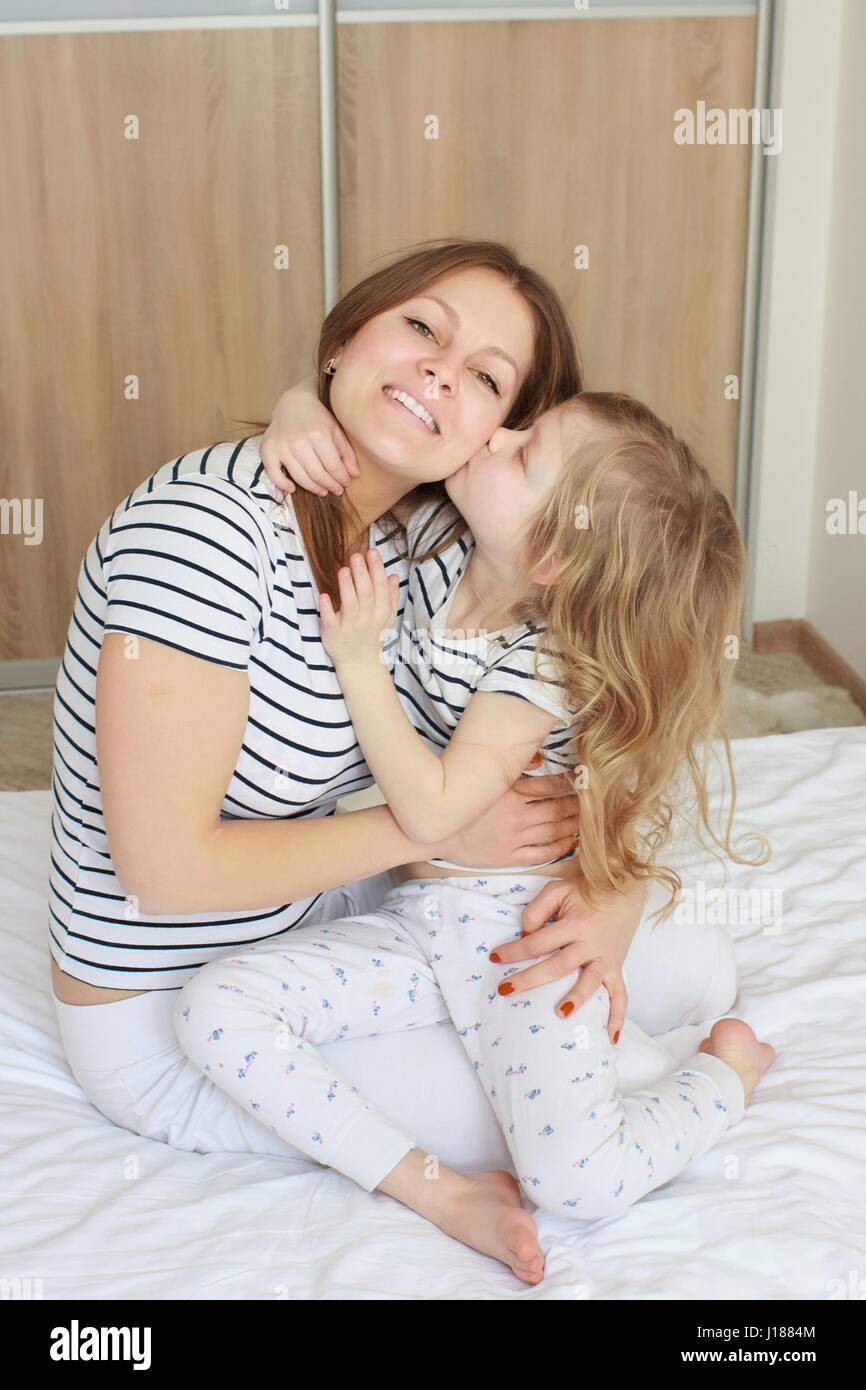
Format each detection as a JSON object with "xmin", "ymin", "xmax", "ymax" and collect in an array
[
  {"xmin": 697, "ymin": 1017, "xmax": 775, "ymax": 1104},
  {"xmin": 430, "ymin": 1169, "xmax": 545, "ymax": 1285},
  {"xmin": 378, "ymin": 1150, "xmax": 544, "ymax": 1284}
]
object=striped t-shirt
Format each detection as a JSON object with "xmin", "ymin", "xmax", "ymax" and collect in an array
[
  {"xmin": 48, "ymin": 435, "xmax": 411, "ymax": 992},
  {"xmin": 388, "ymin": 500, "xmax": 579, "ymax": 874}
]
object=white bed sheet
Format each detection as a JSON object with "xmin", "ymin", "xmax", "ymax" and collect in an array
[{"xmin": 1, "ymin": 726, "xmax": 865, "ymax": 1300}]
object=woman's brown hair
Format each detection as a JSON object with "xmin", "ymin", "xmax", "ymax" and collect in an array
[{"xmin": 234, "ymin": 238, "xmax": 582, "ymax": 597}]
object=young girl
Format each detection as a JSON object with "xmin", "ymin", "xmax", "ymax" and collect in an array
[{"xmin": 175, "ymin": 391, "xmax": 774, "ymax": 1283}]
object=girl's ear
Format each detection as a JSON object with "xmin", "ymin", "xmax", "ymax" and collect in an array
[{"xmin": 531, "ymin": 553, "xmax": 567, "ymax": 587}]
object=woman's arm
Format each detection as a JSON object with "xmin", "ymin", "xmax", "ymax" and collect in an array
[
  {"xmin": 97, "ymin": 634, "xmax": 579, "ymax": 916},
  {"xmin": 321, "ymin": 552, "xmax": 558, "ymax": 843},
  {"xmin": 96, "ymin": 633, "xmax": 433, "ymax": 917}
]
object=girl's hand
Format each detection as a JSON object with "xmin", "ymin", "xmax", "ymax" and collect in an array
[
  {"xmin": 260, "ymin": 379, "xmax": 360, "ymax": 497},
  {"xmin": 488, "ymin": 876, "xmax": 647, "ymax": 1040},
  {"xmin": 320, "ymin": 551, "xmax": 400, "ymax": 666}
]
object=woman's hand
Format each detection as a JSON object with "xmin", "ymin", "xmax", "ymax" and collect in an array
[
  {"xmin": 260, "ymin": 377, "xmax": 360, "ymax": 497},
  {"xmin": 488, "ymin": 875, "xmax": 648, "ymax": 1041},
  {"xmin": 320, "ymin": 550, "xmax": 400, "ymax": 666},
  {"xmin": 433, "ymin": 771, "xmax": 580, "ymax": 874}
]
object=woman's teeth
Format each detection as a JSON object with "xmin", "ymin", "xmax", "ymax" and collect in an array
[{"xmin": 384, "ymin": 386, "xmax": 438, "ymax": 433}]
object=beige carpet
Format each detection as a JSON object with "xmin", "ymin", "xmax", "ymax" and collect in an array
[{"xmin": 726, "ymin": 650, "xmax": 865, "ymax": 739}]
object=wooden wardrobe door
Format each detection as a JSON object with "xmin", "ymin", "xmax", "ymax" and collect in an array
[
  {"xmin": 0, "ymin": 28, "xmax": 322, "ymax": 662},
  {"xmin": 337, "ymin": 15, "xmax": 756, "ymax": 497}
]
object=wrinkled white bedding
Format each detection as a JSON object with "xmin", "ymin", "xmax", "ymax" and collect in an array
[{"xmin": 1, "ymin": 726, "xmax": 865, "ymax": 1299}]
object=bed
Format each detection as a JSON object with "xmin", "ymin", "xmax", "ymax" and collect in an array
[{"xmin": 2, "ymin": 726, "xmax": 865, "ymax": 1300}]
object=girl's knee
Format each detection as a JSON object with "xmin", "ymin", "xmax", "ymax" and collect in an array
[
  {"xmin": 176, "ymin": 961, "xmax": 221, "ymax": 1019},
  {"xmin": 174, "ymin": 972, "xmax": 212, "ymax": 1058},
  {"xmin": 174, "ymin": 959, "xmax": 245, "ymax": 1052}
]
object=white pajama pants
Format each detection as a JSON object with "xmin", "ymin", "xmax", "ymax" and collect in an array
[{"xmin": 175, "ymin": 874, "xmax": 745, "ymax": 1220}]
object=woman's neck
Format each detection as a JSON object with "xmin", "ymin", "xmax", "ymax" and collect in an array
[
  {"xmin": 287, "ymin": 452, "xmax": 414, "ymax": 559},
  {"xmin": 340, "ymin": 454, "xmax": 416, "ymax": 534}
]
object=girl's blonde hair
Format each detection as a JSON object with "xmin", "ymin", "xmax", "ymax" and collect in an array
[
  {"xmin": 512, "ymin": 390, "xmax": 768, "ymax": 919},
  {"xmin": 235, "ymin": 237, "xmax": 582, "ymax": 597}
]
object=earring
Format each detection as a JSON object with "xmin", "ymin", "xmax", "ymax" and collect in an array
[{"xmin": 324, "ymin": 357, "xmax": 338, "ymax": 376}]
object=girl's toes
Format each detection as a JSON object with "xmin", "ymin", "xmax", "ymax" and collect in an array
[
  {"xmin": 512, "ymin": 1230, "xmax": 539, "ymax": 1265},
  {"xmin": 513, "ymin": 1246, "xmax": 543, "ymax": 1270}
]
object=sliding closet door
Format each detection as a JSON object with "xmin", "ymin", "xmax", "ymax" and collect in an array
[
  {"xmin": 0, "ymin": 28, "xmax": 322, "ymax": 663},
  {"xmin": 336, "ymin": 14, "xmax": 756, "ymax": 497},
  {"xmin": 0, "ymin": 7, "xmax": 757, "ymax": 666}
]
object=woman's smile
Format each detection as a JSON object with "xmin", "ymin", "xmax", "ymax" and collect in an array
[{"xmin": 382, "ymin": 384, "xmax": 440, "ymax": 434}]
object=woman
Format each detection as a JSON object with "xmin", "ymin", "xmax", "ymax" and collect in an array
[{"xmin": 50, "ymin": 239, "xmax": 607, "ymax": 1169}]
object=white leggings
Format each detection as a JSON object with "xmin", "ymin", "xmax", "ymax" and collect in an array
[{"xmin": 175, "ymin": 874, "xmax": 744, "ymax": 1220}]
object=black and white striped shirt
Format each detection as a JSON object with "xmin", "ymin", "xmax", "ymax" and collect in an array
[{"xmin": 48, "ymin": 435, "xmax": 410, "ymax": 991}]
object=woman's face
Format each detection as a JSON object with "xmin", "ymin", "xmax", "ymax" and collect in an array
[{"xmin": 327, "ymin": 267, "xmax": 537, "ymax": 485}]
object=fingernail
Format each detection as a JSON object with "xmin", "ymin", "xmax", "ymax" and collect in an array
[
  {"xmin": 559, "ymin": 1002, "xmax": 575, "ymax": 1017},
  {"xmin": 489, "ymin": 951, "xmax": 502, "ymax": 963},
  {"xmin": 528, "ymin": 753, "xmax": 543, "ymax": 768},
  {"xmin": 498, "ymin": 981, "xmax": 515, "ymax": 996},
  {"xmin": 613, "ymin": 1030, "xmax": 621, "ymax": 1044}
]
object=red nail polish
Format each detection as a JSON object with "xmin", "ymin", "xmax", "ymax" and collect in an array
[
  {"xmin": 613, "ymin": 1030, "xmax": 621, "ymax": 1044},
  {"xmin": 498, "ymin": 981, "xmax": 515, "ymax": 996},
  {"xmin": 489, "ymin": 951, "xmax": 502, "ymax": 963},
  {"xmin": 560, "ymin": 1002, "xmax": 575, "ymax": 1017}
]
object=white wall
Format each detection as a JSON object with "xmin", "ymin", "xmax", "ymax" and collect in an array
[
  {"xmin": 750, "ymin": 0, "xmax": 843, "ymax": 622},
  {"xmin": 803, "ymin": 0, "xmax": 866, "ymax": 677},
  {"xmin": 751, "ymin": 0, "xmax": 865, "ymax": 679}
]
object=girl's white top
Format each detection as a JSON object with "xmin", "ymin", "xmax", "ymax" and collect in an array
[{"xmin": 388, "ymin": 499, "xmax": 579, "ymax": 875}]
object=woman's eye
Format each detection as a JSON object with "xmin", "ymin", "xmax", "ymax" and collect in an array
[
  {"xmin": 405, "ymin": 316, "xmax": 435, "ymax": 339},
  {"xmin": 477, "ymin": 371, "xmax": 501, "ymax": 397}
]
